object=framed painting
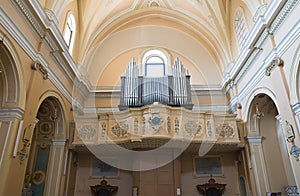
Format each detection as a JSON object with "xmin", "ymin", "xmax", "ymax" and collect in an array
[
  {"xmin": 91, "ymin": 157, "xmax": 119, "ymax": 178},
  {"xmin": 193, "ymin": 156, "xmax": 223, "ymax": 177}
]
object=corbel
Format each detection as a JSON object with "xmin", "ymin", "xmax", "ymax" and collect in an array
[
  {"xmin": 31, "ymin": 61, "xmax": 48, "ymax": 79},
  {"xmin": 265, "ymin": 57, "xmax": 284, "ymax": 76}
]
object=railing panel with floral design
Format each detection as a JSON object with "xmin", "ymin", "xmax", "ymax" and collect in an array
[{"xmin": 73, "ymin": 104, "xmax": 241, "ymax": 146}]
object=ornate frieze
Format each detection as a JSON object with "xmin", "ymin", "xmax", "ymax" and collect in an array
[{"xmin": 73, "ymin": 105, "xmax": 240, "ymax": 146}]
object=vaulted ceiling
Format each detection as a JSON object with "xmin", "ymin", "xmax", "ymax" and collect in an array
[{"xmin": 39, "ymin": 0, "xmax": 263, "ymax": 85}]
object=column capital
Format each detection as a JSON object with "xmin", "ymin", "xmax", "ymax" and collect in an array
[
  {"xmin": 246, "ymin": 135, "xmax": 264, "ymax": 143},
  {"xmin": 52, "ymin": 139, "xmax": 67, "ymax": 146}
]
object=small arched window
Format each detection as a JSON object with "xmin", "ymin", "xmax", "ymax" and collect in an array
[
  {"xmin": 234, "ymin": 9, "xmax": 249, "ymax": 50},
  {"xmin": 143, "ymin": 49, "xmax": 167, "ymax": 77},
  {"xmin": 63, "ymin": 13, "xmax": 76, "ymax": 54}
]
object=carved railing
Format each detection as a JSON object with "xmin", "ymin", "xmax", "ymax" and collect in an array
[
  {"xmin": 118, "ymin": 58, "xmax": 193, "ymax": 110},
  {"xmin": 73, "ymin": 104, "xmax": 241, "ymax": 147}
]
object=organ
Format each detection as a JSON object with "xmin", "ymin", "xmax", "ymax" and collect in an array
[{"xmin": 119, "ymin": 58, "xmax": 193, "ymax": 110}]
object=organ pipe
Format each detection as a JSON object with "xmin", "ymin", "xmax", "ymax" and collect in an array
[{"xmin": 119, "ymin": 58, "xmax": 193, "ymax": 110}]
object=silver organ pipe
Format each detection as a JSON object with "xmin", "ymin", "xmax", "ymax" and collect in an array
[
  {"xmin": 124, "ymin": 59, "xmax": 139, "ymax": 106},
  {"xmin": 119, "ymin": 57, "xmax": 193, "ymax": 110}
]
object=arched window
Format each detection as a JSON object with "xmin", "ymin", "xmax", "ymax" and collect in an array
[
  {"xmin": 143, "ymin": 49, "xmax": 167, "ymax": 77},
  {"xmin": 234, "ymin": 9, "xmax": 249, "ymax": 50},
  {"xmin": 63, "ymin": 13, "xmax": 76, "ymax": 54}
]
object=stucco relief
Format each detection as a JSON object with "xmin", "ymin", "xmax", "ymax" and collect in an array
[
  {"xmin": 184, "ymin": 121, "xmax": 198, "ymax": 136},
  {"xmin": 78, "ymin": 125, "xmax": 97, "ymax": 140},
  {"xmin": 149, "ymin": 113, "xmax": 164, "ymax": 133},
  {"xmin": 111, "ymin": 121, "xmax": 129, "ymax": 137},
  {"xmin": 215, "ymin": 123, "xmax": 235, "ymax": 138}
]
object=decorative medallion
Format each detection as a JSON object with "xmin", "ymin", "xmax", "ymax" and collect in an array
[
  {"xmin": 149, "ymin": 113, "xmax": 164, "ymax": 132},
  {"xmin": 111, "ymin": 121, "xmax": 129, "ymax": 137},
  {"xmin": 32, "ymin": 170, "xmax": 46, "ymax": 185},
  {"xmin": 38, "ymin": 121, "xmax": 54, "ymax": 136},
  {"xmin": 215, "ymin": 124, "xmax": 234, "ymax": 138},
  {"xmin": 184, "ymin": 121, "xmax": 198, "ymax": 135},
  {"xmin": 290, "ymin": 144, "xmax": 300, "ymax": 161},
  {"xmin": 78, "ymin": 125, "xmax": 96, "ymax": 140}
]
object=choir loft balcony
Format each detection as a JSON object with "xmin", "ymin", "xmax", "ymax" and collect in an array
[{"xmin": 72, "ymin": 104, "xmax": 242, "ymax": 153}]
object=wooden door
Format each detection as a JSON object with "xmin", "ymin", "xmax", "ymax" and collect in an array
[{"xmin": 139, "ymin": 161, "xmax": 175, "ymax": 196}]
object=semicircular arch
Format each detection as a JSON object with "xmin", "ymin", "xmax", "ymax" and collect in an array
[
  {"xmin": 81, "ymin": 8, "xmax": 230, "ymax": 71},
  {"xmin": 0, "ymin": 34, "xmax": 26, "ymax": 109}
]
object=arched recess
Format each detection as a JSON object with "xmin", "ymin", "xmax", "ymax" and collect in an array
[
  {"xmin": 0, "ymin": 38, "xmax": 25, "ymax": 173},
  {"xmin": 290, "ymin": 44, "xmax": 300, "ymax": 132},
  {"xmin": 23, "ymin": 96, "xmax": 68, "ymax": 195},
  {"xmin": 290, "ymin": 43, "xmax": 300, "ymax": 105},
  {"xmin": 0, "ymin": 38, "xmax": 25, "ymax": 108},
  {"xmin": 246, "ymin": 93, "xmax": 295, "ymax": 194}
]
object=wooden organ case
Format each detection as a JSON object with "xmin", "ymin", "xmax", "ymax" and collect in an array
[{"xmin": 119, "ymin": 58, "xmax": 193, "ymax": 110}]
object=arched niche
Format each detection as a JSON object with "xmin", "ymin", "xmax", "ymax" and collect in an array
[
  {"xmin": 289, "ymin": 44, "xmax": 300, "ymax": 105},
  {"xmin": 0, "ymin": 40, "xmax": 25, "ymax": 108},
  {"xmin": 23, "ymin": 96, "xmax": 68, "ymax": 195},
  {"xmin": 0, "ymin": 39, "xmax": 25, "ymax": 176},
  {"xmin": 246, "ymin": 93, "xmax": 295, "ymax": 193}
]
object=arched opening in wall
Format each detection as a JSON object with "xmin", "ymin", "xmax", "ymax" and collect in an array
[
  {"xmin": 0, "ymin": 42, "xmax": 20, "ymax": 165},
  {"xmin": 142, "ymin": 49, "xmax": 168, "ymax": 77},
  {"xmin": 63, "ymin": 12, "xmax": 76, "ymax": 55},
  {"xmin": 23, "ymin": 97, "xmax": 67, "ymax": 195},
  {"xmin": 0, "ymin": 42, "xmax": 18, "ymax": 107},
  {"xmin": 248, "ymin": 94, "xmax": 294, "ymax": 192},
  {"xmin": 234, "ymin": 8, "xmax": 249, "ymax": 51}
]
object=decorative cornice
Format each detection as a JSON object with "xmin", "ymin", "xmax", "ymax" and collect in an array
[
  {"xmin": 222, "ymin": 0, "xmax": 299, "ymax": 88},
  {"xmin": 268, "ymin": 0, "xmax": 299, "ymax": 34},
  {"xmin": 14, "ymin": 0, "xmax": 45, "ymax": 38},
  {"xmin": 229, "ymin": 9, "xmax": 300, "ymax": 108},
  {"xmin": 0, "ymin": 107, "xmax": 25, "ymax": 119},
  {"xmin": 0, "ymin": 8, "xmax": 48, "ymax": 66}
]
